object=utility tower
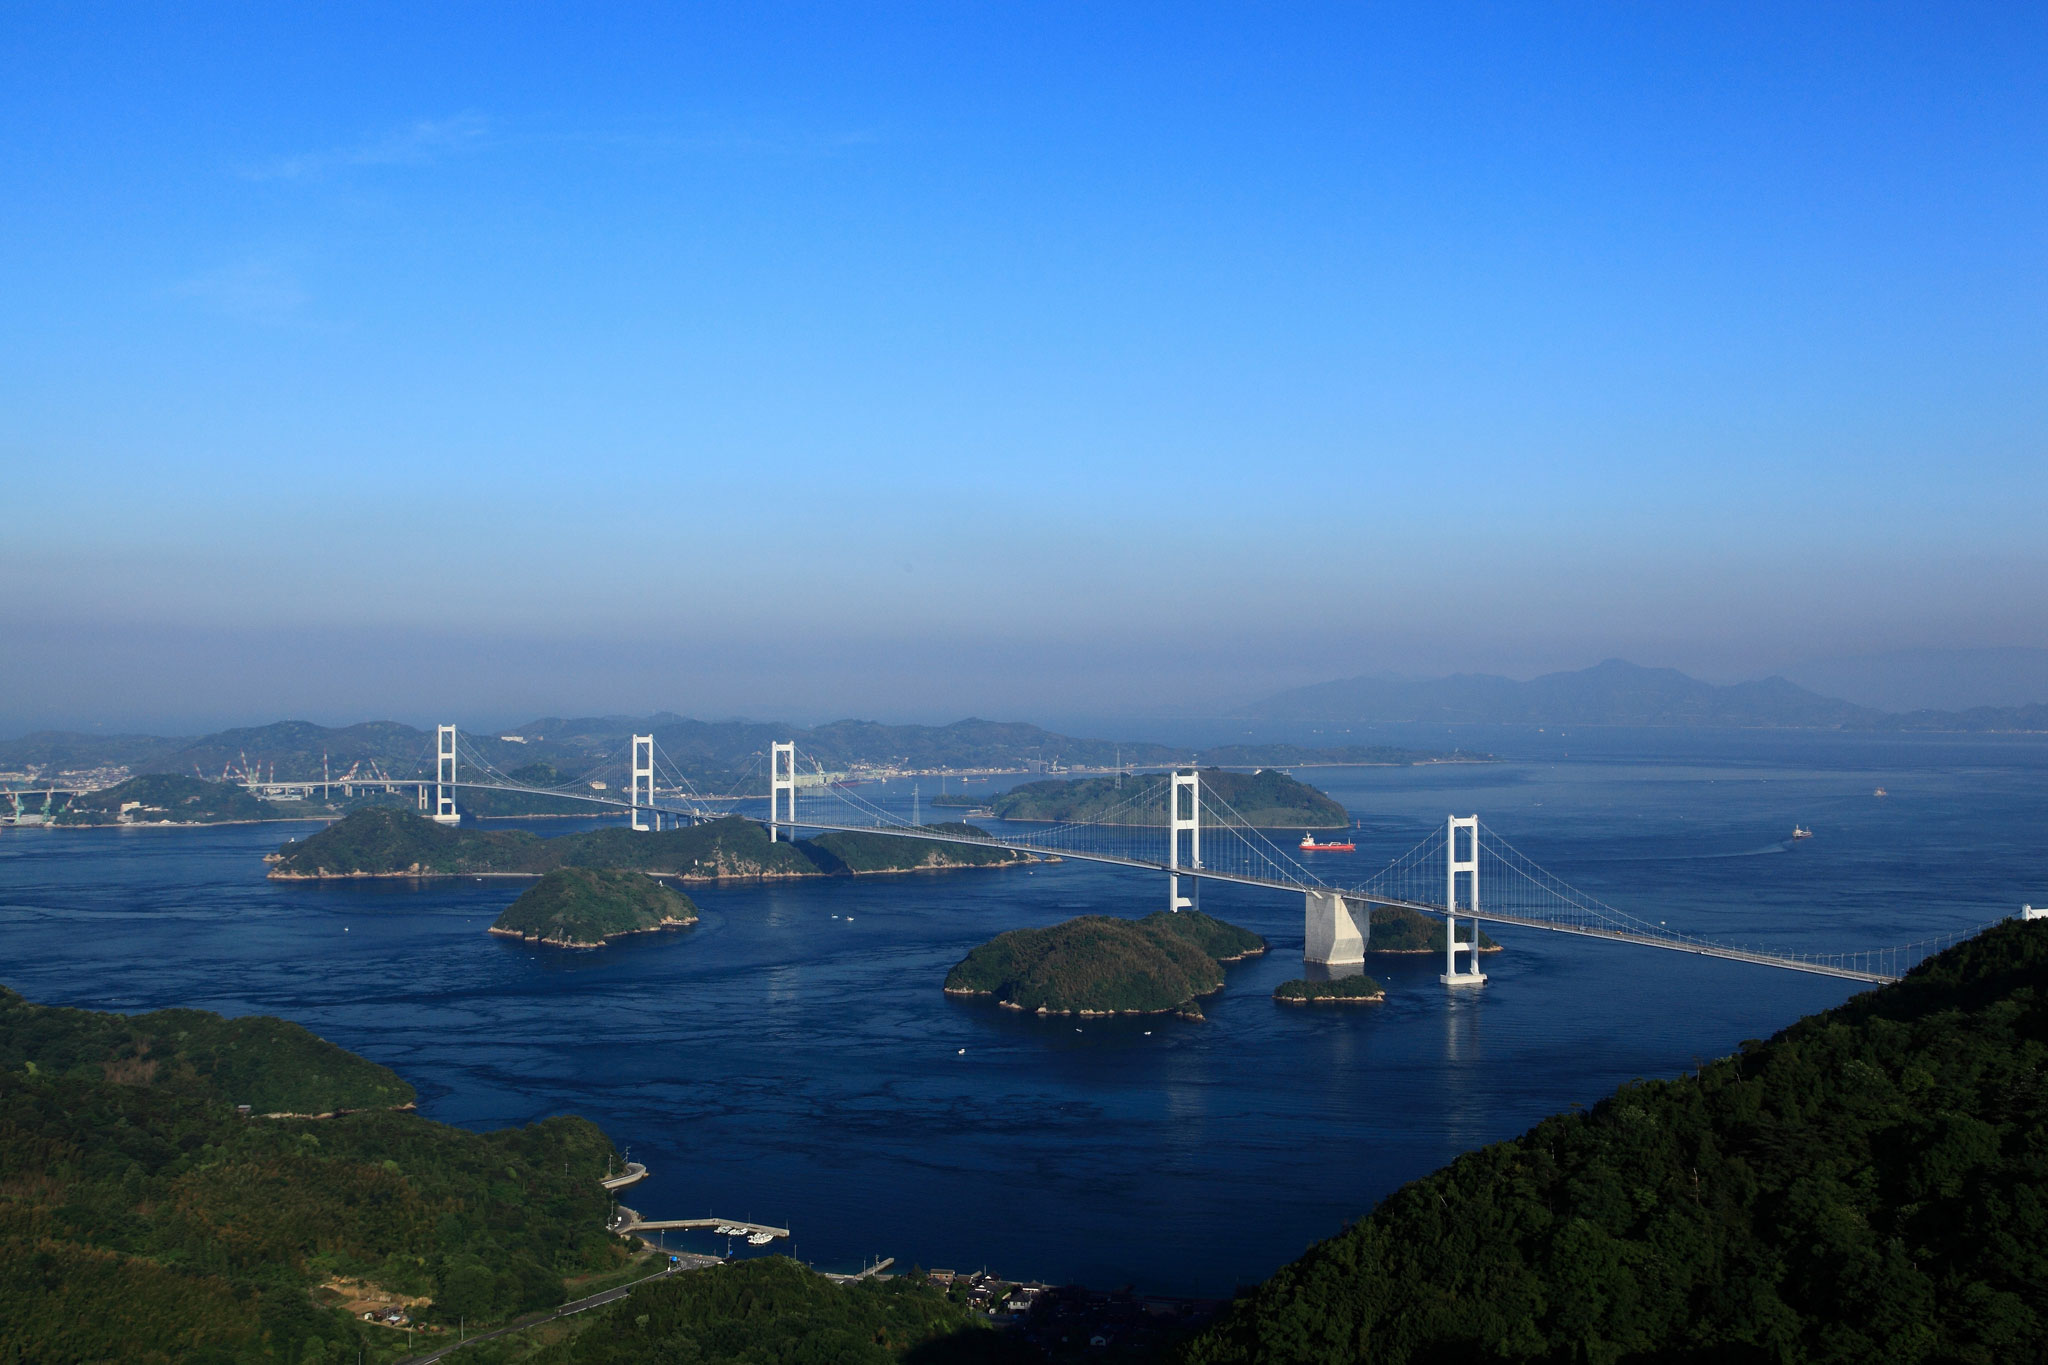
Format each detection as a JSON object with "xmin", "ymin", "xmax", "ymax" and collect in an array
[
  {"xmin": 1168, "ymin": 769, "xmax": 1200, "ymax": 913},
  {"xmin": 1441, "ymin": 814, "xmax": 1486, "ymax": 985},
  {"xmin": 433, "ymin": 725, "xmax": 461, "ymax": 824},
  {"xmin": 630, "ymin": 735, "xmax": 655, "ymax": 832},
  {"xmin": 768, "ymin": 742, "xmax": 797, "ymax": 842}
]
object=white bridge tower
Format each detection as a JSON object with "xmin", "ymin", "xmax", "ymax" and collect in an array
[
  {"xmin": 1441, "ymin": 814, "xmax": 1486, "ymax": 986},
  {"xmin": 769, "ymin": 741, "xmax": 797, "ymax": 842},
  {"xmin": 630, "ymin": 734, "xmax": 656, "ymax": 832},
  {"xmin": 433, "ymin": 724, "xmax": 460, "ymax": 825},
  {"xmin": 1168, "ymin": 769, "xmax": 1200, "ymax": 912}
]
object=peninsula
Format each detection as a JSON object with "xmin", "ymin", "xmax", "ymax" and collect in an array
[
  {"xmin": 990, "ymin": 768, "xmax": 1349, "ymax": 828},
  {"xmin": 944, "ymin": 910, "xmax": 1266, "ymax": 1017},
  {"xmin": 489, "ymin": 868, "xmax": 698, "ymax": 948},
  {"xmin": 268, "ymin": 807, "xmax": 1035, "ymax": 881}
]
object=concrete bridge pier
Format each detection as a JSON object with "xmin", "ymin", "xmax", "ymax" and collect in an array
[{"xmin": 1304, "ymin": 890, "xmax": 1366, "ymax": 966}]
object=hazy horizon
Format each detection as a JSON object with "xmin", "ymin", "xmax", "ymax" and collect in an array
[{"xmin": 6, "ymin": 6, "xmax": 2043, "ymax": 734}]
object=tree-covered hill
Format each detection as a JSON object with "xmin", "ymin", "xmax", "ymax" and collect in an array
[
  {"xmin": 803, "ymin": 823, "xmax": 1033, "ymax": 873},
  {"xmin": 0, "ymin": 985, "xmax": 414, "ymax": 1114},
  {"xmin": 1147, "ymin": 908, "xmax": 1269, "ymax": 962},
  {"xmin": 0, "ymin": 987, "xmax": 627, "ymax": 1363},
  {"xmin": 271, "ymin": 809, "xmax": 1037, "ymax": 881},
  {"xmin": 54, "ymin": 772, "xmax": 292, "ymax": 825},
  {"xmin": 991, "ymin": 769, "xmax": 1350, "ymax": 828},
  {"xmin": 1179, "ymin": 917, "xmax": 2048, "ymax": 1364},
  {"xmin": 269, "ymin": 805, "xmax": 548, "ymax": 877},
  {"xmin": 1365, "ymin": 904, "xmax": 1499, "ymax": 954},
  {"xmin": 944, "ymin": 911, "xmax": 1265, "ymax": 1017},
  {"xmin": 490, "ymin": 868, "xmax": 699, "ymax": 948}
]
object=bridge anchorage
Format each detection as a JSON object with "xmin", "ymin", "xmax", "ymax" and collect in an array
[{"xmin": 413, "ymin": 724, "xmax": 1988, "ymax": 987}]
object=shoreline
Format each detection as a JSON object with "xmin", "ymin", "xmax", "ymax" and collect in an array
[{"xmin": 488, "ymin": 916, "xmax": 695, "ymax": 950}]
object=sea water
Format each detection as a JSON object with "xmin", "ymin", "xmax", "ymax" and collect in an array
[{"xmin": 1, "ymin": 727, "xmax": 2040, "ymax": 1293}]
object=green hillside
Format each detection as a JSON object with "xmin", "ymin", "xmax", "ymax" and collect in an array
[
  {"xmin": 0, "ymin": 986, "xmax": 625, "ymax": 1364},
  {"xmin": 490, "ymin": 868, "xmax": 698, "ymax": 948},
  {"xmin": 803, "ymin": 823, "xmax": 1030, "ymax": 873},
  {"xmin": 271, "ymin": 809, "xmax": 1036, "ymax": 881},
  {"xmin": 1145, "ymin": 908, "xmax": 1269, "ymax": 962},
  {"xmin": 269, "ymin": 805, "xmax": 546, "ymax": 877},
  {"xmin": 1180, "ymin": 917, "xmax": 2048, "ymax": 1364},
  {"xmin": 1366, "ymin": 904, "xmax": 1499, "ymax": 954},
  {"xmin": 945, "ymin": 912, "xmax": 1264, "ymax": 1016},
  {"xmin": 991, "ymin": 768, "xmax": 1349, "ymax": 828}
]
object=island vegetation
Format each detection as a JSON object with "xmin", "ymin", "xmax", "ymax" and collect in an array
[
  {"xmin": 1273, "ymin": 976, "xmax": 1386, "ymax": 1005},
  {"xmin": 1180, "ymin": 917, "xmax": 2048, "ymax": 1364},
  {"xmin": 489, "ymin": 868, "xmax": 698, "ymax": 948},
  {"xmin": 990, "ymin": 769, "xmax": 1349, "ymax": 829},
  {"xmin": 269, "ymin": 808, "xmax": 1036, "ymax": 881},
  {"xmin": 1365, "ymin": 904, "xmax": 1499, "ymax": 954},
  {"xmin": 0, "ymin": 985, "xmax": 629, "ymax": 1363},
  {"xmin": 945, "ymin": 910, "xmax": 1266, "ymax": 1017}
]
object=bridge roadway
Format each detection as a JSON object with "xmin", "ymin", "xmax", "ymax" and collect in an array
[{"xmin": 434, "ymin": 782, "xmax": 1895, "ymax": 984}]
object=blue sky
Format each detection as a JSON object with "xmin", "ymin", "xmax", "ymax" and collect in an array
[{"xmin": 3, "ymin": 4, "xmax": 2044, "ymax": 729}]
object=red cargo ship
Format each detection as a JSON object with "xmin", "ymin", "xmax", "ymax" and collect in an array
[{"xmin": 1299, "ymin": 831, "xmax": 1356, "ymax": 852}]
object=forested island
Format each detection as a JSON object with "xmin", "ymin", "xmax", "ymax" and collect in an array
[
  {"xmin": 489, "ymin": 868, "xmax": 699, "ymax": 948},
  {"xmin": 944, "ymin": 911, "xmax": 1266, "ymax": 1017},
  {"xmin": 990, "ymin": 769, "xmax": 1349, "ymax": 828},
  {"xmin": 1364, "ymin": 904, "xmax": 1500, "ymax": 954},
  {"xmin": 1274, "ymin": 975, "xmax": 1386, "ymax": 1004},
  {"xmin": 1182, "ymin": 918, "xmax": 2048, "ymax": 1363},
  {"xmin": 269, "ymin": 808, "xmax": 1035, "ymax": 881}
]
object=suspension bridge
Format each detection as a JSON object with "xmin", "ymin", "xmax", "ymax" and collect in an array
[{"xmin": 406, "ymin": 725, "xmax": 1981, "ymax": 986}]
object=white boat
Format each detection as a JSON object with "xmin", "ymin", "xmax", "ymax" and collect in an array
[{"xmin": 747, "ymin": 1231, "xmax": 774, "ymax": 1245}]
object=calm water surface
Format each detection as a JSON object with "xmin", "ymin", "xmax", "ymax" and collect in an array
[{"xmin": 2, "ymin": 729, "xmax": 2040, "ymax": 1293}]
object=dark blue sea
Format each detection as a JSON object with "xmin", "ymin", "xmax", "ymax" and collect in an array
[{"xmin": 2, "ymin": 727, "xmax": 2041, "ymax": 1294}]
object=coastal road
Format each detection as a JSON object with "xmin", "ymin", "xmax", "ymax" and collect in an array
[{"xmin": 391, "ymin": 1255, "xmax": 718, "ymax": 1365}]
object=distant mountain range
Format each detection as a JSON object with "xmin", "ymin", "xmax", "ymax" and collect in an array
[
  {"xmin": 1242, "ymin": 659, "xmax": 2048, "ymax": 731},
  {"xmin": 0, "ymin": 715, "xmax": 1465, "ymax": 786}
]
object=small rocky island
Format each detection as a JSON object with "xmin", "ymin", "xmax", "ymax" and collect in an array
[
  {"xmin": 489, "ymin": 868, "xmax": 698, "ymax": 948},
  {"xmin": 270, "ymin": 807, "xmax": 1036, "ymax": 881},
  {"xmin": 991, "ymin": 768, "xmax": 1350, "ymax": 828},
  {"xmin": 944, "ymin": 910, "xmax": 1266, "ymax": 1018},
  {"xmin": 1274, "ymin": 975, "xmax": 1387, "ymax": 1005}
]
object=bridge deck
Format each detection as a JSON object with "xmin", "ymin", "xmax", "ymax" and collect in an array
[{"xmin": 437, "ymin": 781, "xmax": 1907, "ymax": 984}]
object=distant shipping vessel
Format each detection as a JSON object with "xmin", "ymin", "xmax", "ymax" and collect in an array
[
  {"xmin": 1792, "ymin": 826, "xmax": 1814, "ymax": 840},
  {"xmin": 1300, "ymin": 832, "xmax": 1356, "ymax": 852},
  {"xmin": 1874, "ymin": 787, "xmax": 1888, "ymax": 797}
]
